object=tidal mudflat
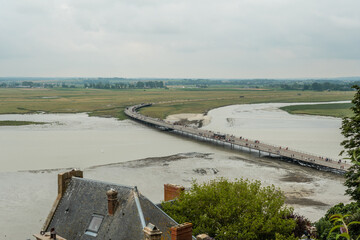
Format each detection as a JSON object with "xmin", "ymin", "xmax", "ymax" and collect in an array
[{"xmin": 0, "ymin": 152, "xmax": 347, "ymax": 239}]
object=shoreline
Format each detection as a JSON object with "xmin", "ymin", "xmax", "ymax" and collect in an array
[
  {"xmin": 165, "ymin": 113, "xmax": 212, "ymax": 128},
  {"xmin": 165, "ymin": 100, "xmax": 351, "ymax": 127}
]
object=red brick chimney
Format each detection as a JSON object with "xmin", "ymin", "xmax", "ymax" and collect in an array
[
  {"xmin": 106, "ymin": 188, "xmax": 118, "ymax": 216},
  {"xmin": 171, "ymin": 222, "xmax": 193, "ymax": 240},
  {"xmin": 164, "ymin": 184, "xmax": 185, "ymax": 201}
]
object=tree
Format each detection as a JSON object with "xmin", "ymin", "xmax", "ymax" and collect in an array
[
  {"xmin": 341, "ymin": 85, "xmax": 360, "ymax": 156},
  {"xmin": 162, "ymin": 178, "xmax": 296, "ymax": 240},
  {"xmin": 328, "ymin": 213, "xmax": 360, "ymax": 240},
  {"xmin": 312, "ymin": 82, "xmax": 322, "ymax": 91},
  {"xmin": 341, "ymin": 85, "xmax": 360, "ymax": 201},
  {"xmin": 316, "ymin": 87, "xmax": 360, "ymax": 239},
  {"xmin": 344, "ymin": 150, "xmax": 360, "ymax": 201},
  {"xmin": 22, "ymin": 81, "xmax": 34, "ymax": 87},
  {"xmin": 136, "ymin": 81, "xmax": 144, "ymax": 88},
  {"xmin": 315, "ymin": 202, "xmax": 360, "ymax": 240}
]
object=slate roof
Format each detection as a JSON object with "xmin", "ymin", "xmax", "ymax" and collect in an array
[{"xmin": 46, "ymin": 177, "xmax": 178, "ymax": 240}]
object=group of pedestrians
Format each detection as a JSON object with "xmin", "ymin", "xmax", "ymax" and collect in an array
[{"xmin": 127, "ymin": 104, "xmax": 349, "ymax": 171}]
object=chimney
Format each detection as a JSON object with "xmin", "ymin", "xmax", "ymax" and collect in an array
[
  {"xmin": 171, "ymin": 222, "xmax": 193, "ymax": 240},
  {"xmin": 164, "ymin": 184, "xmax": 185, "ymax": 201},
  {"xmin": 106, "ymin": 188, "xmax": 118, "ymax": 215},
  {"xmin": 58, "ymin": 169, "xmax": 83, "ymax": 197},
  {"xmin": 143, "ymin": 223, "xmax": 162, "ymax": 240}
]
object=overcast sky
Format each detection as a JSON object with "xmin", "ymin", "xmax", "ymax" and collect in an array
[{"xmin": 0, "ymin": 0, "xmax": 359, "ymax": 78}]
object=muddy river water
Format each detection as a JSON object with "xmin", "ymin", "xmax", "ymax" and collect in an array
[
  {"xmin": 202, "ymin": 101, "xmax": 348, "ymax": 160},
  {"xmin": 0, "ymin": 102, "xmax": 351, "ymax": 239}
]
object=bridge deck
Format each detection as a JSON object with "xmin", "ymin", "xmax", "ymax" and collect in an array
[{"xmin": 125, "ymin": 103, "xmax": 350, "ymax": 172}]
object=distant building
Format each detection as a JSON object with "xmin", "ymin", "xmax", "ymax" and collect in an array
[{"xmin": 33, "ymin": 170, "xmax": 195, "ymax": 240}]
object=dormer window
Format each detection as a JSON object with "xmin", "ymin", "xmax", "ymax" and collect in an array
[{"xmin": 85, "ymin": 214, "xmax": 104, "ymax": 237}]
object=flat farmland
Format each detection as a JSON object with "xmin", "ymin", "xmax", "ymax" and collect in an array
[{"xmin": 0, "ymin": 88, "xmax": 354, "ymax": 122}]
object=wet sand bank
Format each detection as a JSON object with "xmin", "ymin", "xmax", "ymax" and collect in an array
[{"xmin": 165, "ymin": 113, "xmax": 211, "ymax": 127}]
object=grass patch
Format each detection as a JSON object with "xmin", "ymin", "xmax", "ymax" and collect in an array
[
  {"xmin": 0, "ymin": 121, "xmax": 47, "ymax": 126},
  {"xmin": 280, "ymin": 103, "xmax": 353, "ymax": 118},
  {"xmin": 141, "ymin": 91, "xmax": 355, "ymax": 119}
]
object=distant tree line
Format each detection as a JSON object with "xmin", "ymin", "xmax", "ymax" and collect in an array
[
  {"xmin": 1, "ymin": 78, "xmax": 360, "ymax": 91},
  {"xmin": 0, "ymin": 80, "xmax": 164, "ymax": 90},
  {"xmin": 164, "ymin": 79, "xmax": 360, "ymax": 91},
  {"xmin": 0, "ymin": 81, "xmax": 60, "ymax": 88},
  {"xmin": 166, "ymin": 79, "xmax": 273, "ymax": 87},
  {"xmin": 84, "ymin": 81, "xmax": 164, "ymax": 89},
  {"xmin": 280, "ymin": 82, "xmax": 360, "ymax": 91},
  {"xmin": 195, "ymin": 84, "xmax": 208, "ymax": 88}
]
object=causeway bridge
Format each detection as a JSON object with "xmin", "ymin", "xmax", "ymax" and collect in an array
[{"xmin": 125, "ymin": 103, "xmax": 350, "ymax": 173}]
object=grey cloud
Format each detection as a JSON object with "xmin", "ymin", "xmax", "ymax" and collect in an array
[{"xmin": 0, "ymin": 0, "xmax": 359, "ymax": 78}]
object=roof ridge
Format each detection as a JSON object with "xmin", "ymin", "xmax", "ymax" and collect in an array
[
  {"xmin": 139, "ymin": 192, "xmax": 179, "ymax": 225},
  {"xmin": 133, "ymin": 186, "xmax": 146, "ymax": 229},
  {"xmin": 73, "ymin": 177, "xmax": 135, "ymax": 189}
]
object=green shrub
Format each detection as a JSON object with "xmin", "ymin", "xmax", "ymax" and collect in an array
[{"xmin": 162, "ymin": 178, "xmax": 296, "ymax": 240}]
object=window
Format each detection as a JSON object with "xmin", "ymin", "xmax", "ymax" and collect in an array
[{"xmin": 85, "ymin": 214, "xmax": 104, "ymax": 237}]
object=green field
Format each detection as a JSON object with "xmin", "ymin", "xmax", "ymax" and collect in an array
[
  {"xmin": 0, "ymin": 120, "xmax": 47, "ymax": 126},
  {"xmin": 0, "ymin": 88, "xmax": 355, "ymax": 124},
  {"xmin": 280, "ymin": 103, "xmax": 353, "ymax": 118}
]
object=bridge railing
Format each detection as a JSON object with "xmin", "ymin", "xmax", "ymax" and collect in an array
[{"xmin": 125, "ymin": 103, "xmax": 350, "ymax": 171}]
